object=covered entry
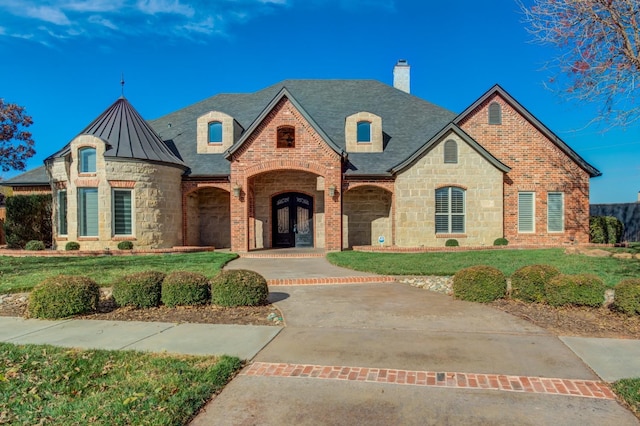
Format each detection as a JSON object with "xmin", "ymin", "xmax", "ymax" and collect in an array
[{"xmin": 272, "ymin": 192, "xmax": 314, "ymax": 247}]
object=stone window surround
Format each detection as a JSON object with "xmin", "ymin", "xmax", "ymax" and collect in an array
[
  {"xmin": 197, "ymin": 111, "xmax": 235, "ymax": 154},
  {"xmin": 345, "ymin": 112, "xmax": 382, "ymax": 153},
  {"xmin": 77, "ymin": 144, "xmax": 97, "ymax": 175}
]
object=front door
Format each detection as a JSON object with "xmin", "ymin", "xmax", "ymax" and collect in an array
[{"xmin": 272, "ymin": 192, "xmax": 314, "ymax": 248}]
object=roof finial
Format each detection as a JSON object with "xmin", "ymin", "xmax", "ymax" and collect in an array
[{"xmin": 120, "ymin": 72, "xmax": 125, "ymax": 98}]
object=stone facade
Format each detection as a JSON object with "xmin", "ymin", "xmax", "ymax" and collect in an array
[
  {"xmin": 459, "ymin": 94, "xmax": 591, "ymax": 244},
  {"xmin": 184, "ymin": 187, "xmax": 231, "ymax": 248},
  {"xmin": 345, "ymin": 112, "xmax": 383, "ymax": 153},
  {"xmin": 342, "ymin": 185, "xmax": 392, "ymax": 248},
  {"xmin": 46, "ymin": 135, "xmax": 183, "ymax": 250},
  {"xmin": 394, "ymin": 131, "xmax": 504, "ymax": 247}
]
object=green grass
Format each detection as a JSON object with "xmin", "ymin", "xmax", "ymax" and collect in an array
[
  {"xmin": 327, "ymin": 248, "xmax": 640, "ymax": 287},
  {"xmin": 613, "ymin": 378, "xmax": 640, "ymax": 418},
  {"xmin": 0, "ymin": 252, "xmax": 238, "ymax": 294},
  {"xmin": 0, "ymin": 342, "xmax": 242, "ymax": 425}
]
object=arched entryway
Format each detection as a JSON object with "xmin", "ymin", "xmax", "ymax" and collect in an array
[
  {"xmin": 184, "ymin": 187, "xmax": 231, "ymax": 248},
  {"xmin": 343, "ymin": 185, "xmax": 393, "ymax": 248},
  {"xmin": 272, "ymin": 192, "xmax": 314, "ymax": 247}
]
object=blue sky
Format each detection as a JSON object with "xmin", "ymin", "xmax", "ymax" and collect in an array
[{"xmin": 0, "ymin": 0, "xmax": 638, "ymax": 204}]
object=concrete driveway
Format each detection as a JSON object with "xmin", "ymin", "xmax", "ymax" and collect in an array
[{"xmin": 191, "ymin": 281, "xmax": 638, "ymax": 425}]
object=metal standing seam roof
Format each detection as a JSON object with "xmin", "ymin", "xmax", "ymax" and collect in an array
[{"xmin": 46, "ymin": 97, "xmax": 187, "ymax": 169}]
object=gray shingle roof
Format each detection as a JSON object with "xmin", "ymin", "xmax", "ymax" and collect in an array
[
  {"xmin": 1, "ymin": 165, "xmax": 49, "ymax": 186},
  {"xmin": 149, "ymin": 80, "xmax": 457, "ymax": 176},
  {"xmin": 47, "ymin": 97, "xmax": 187, "ymax": 169}
]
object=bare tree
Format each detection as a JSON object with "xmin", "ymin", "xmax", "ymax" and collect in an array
[
  {"xmin": 0, "ymin": 99, "xmax": 35, "ymax": 172},
  {"xmin": 519, "ymin": 0, "xmax": 640, "ymax": 128}
]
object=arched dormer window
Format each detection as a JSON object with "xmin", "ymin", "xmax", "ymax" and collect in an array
[
  {"xmin": 208, "ymin": 121, "xmax": 223, "ymax": 143},
  {"xmin": 489, "ymin": 102, "xmax": 502, "ymax": 125},
  {"xmin": 79, "ymin": 147, "xmax": 96, "ymax": 173},
  {"xmin": 357, "ymin": 121, "xmax": 371, "ymax": 143},
  {"xmin": 277, "ymin": 126, "xmax": 295, "ymax": 148},
  {"xmin": 444, "ymin": 139, "xmax": 458, "ymax": 164}
]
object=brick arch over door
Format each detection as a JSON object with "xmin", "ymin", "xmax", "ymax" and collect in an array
[{"xmin": 343, "ymin": 185, "xmax": 394, "ymax": 248}]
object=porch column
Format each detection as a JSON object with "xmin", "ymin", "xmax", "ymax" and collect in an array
[
  {"xmin": 324, "ymin": 169, "xmax": 343, "ymax": 251},
  {"xmin": 230, "ymin": 175, "xmax": 248, "ymax": 252}
]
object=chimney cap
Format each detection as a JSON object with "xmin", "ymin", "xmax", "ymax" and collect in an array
[{"xmin": 396, "ymin": 59, "xmax": 409, "ymax": 66}]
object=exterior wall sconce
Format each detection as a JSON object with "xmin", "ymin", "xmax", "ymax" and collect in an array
[
  {"xmin": 328, "ymin": 184, "xmax": 336, "ymax": 197},
  {"xmin": 233, "ymin": 183, "xmax": 242, "ymax": 198}
]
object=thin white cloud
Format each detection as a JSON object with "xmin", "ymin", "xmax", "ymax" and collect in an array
[
  {"xmin": 88, "ymin": 15, "xmax": 119, "ymax": 30},
  {"xmin": 136, "ymin": 0, "xmax": 194, "ymax": 17},
  {"xmin": 62, "ymin": 0, "xmax": 126, "ymax": 13},
  {"xmin": 25, "ymin": 5, "xmax": 70, "ymax": 25}
]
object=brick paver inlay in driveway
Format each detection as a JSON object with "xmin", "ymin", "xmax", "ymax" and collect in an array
[{"xmin": 243, "ymin": 362, "xmax": 616, "ymax": 400}]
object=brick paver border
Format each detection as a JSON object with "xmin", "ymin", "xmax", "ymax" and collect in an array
[
  {"xmin": 267, "ymin": 276, "xmax": 397, "ymax": 286},
  {"xmin": 242, "ymin": 362, "xmax": 616, "ymax": 400}
]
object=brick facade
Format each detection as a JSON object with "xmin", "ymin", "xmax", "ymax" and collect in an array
[{"xmin": 458, "ymin": 93, "xmax": 592, "ymax": 244}]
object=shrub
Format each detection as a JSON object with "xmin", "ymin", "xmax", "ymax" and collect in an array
[
  {"xmin": 117, "ymin": 241, "xmax": 134, "ymax": 250},
  {"xmin": 493, "ymin": 237, "xmax": 509, "ymax": 246},
  {"xmin": 589, "ymin": 216, "xmax": 623, "ymax": 244},
  {"xmin": 545, "ymin": 274, "xmax": 606, "ymax": 307},
  {"xmin": 510, "ymin": 264, "xmax": 561, "ymax": 303},
  {"xmin": 613, "ymin": 279, "xmax": 640, "ymax": 316},
  {"xmin": 112, "ymin": 271, "xmax": 165, "ymax": 308},
  {"xmin": 28, "ymin": 275, "xmax": 100, "ymax": 319},
  {"xmin": 65, "ymin": 241, "xmax": 80, "ymax": 251},
  {"xmin": 5, "ymin": 194, "xmax": 52, "ymax": 249},
  {"xmin": 452, "ymin": 265, "xmax": 507, "ymax": 303},
  {"xmin": 24, "ymin": 240, "xmax": 45, "ymax": 251},
  {"xmin": 161, "ymin": 271, "xmax": 210, "ymax": 307},
  {"xmin": 445, "ymin": 239, "xmax": 459, "ymax": 247},
  {"xmin": 211, "ymin": 269, "xmax": 269, "ymax": 307}
]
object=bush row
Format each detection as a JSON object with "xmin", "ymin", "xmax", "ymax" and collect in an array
[
  {"xmin": 27, "ymin": 269, "xmax": 269, "ymax": 319},
  {"xmin": 453, "ymin": 264, "xmax": 640, "ymax": 315}
]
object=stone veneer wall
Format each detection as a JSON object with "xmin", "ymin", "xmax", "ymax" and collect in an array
[
  {"xmin": 252, "ymin": 171, "xmax": 325, "ymax": 249},
  {"xmin": 47, "ymin": 134, "xmax": 183, "ymax": 250},
  {"xmin": 342, "ymin": 186, "xmax": 392, "ymax": 248},
  {"xmin": 394, "ymin": 132, "xmax": 504, "ymax": 247},
  {"xmin": 459, "ymin": 94, "xmax": 592, "ymax": 244},
  {"xmin": 195, "ymin": 187, "xmax": 231, "ymax": 248}
]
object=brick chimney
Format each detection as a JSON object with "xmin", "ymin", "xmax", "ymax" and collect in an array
[{"xmin": 393, "ymin": 59, "xmax": 410, "ymax": 93}]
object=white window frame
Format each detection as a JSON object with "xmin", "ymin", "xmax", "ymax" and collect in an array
[
  {"xmin": 547, "ymin": 192, "xmax": 564, "ymax": 233},
  {"xmin": 78, "ymin": 187, "xmax": 99, "ymax": 237},
  {"xmin": 518, "ymin": 192, "xmax": 535, "ymax": 233},
  {"xmin": 435, "ymin": 187, "xmax": 465, "ymax": 234},
  {"xmin": 112, "ymin": 189, "xmax": 134, "ymax": 236}
]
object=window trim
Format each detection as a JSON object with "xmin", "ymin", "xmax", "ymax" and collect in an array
[
  {"xmin": 547, "ymin": 192, "xmax": 564, "ymax": 233},
  {"xmin": 435, "ymin": 186, "xmax": 466, "ymax": 234},
  {"xmin": 78, "ymin": 147, "xmax": 97, "ymax": 174},
  {"xmin": 518, "ymin": 192, "xmax": 535, "ymax": 233},
  {"xmin": 443, "ymin": 139, "xmax": 458, "ymax": 164},
  {"xmin": 489, "ymin": 102, "xmax": 502, "ymax": 125},
  {"xmin": 208, "ymin": 121, "xmax": 223, "ymax": 144},
  {"xmin": 78, "ymin": 187, "xmax": 99, "ymax": 237},
  {"xmin": 356, "ymin": 121, "xmax": 372, "ymax": 143},
  {"xmin": 58, "ymin": 190, "xmax": 68, "ymax": 236},
  {"xmin": 112, "ymin": 189, "xmax": 133, "ymax": 236}
]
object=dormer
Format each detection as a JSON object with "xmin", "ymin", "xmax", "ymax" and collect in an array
[
  {"xmin": 197, "ymin": 111, "xmax": 240, "ymax": 154},
  {"xmin": 345, "ymin": 112, "xmax": 383, "ymax": 153}
]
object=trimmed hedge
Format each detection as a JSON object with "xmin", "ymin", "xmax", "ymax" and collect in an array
[
  {"xmin": 445, "ymin": 239, "xmax": 459, "ymax": 247},
  {"xmin": 589, "ymin": 216, "xmax": 623, "ymax": 244},
  {"xmin": 453, "ymin": 265, "xmax": 507, "ymax": 303},
  {"xmin": 161, "ymin": 271, "xmax": 210, "ymax": 307},
  {"xmin": 117, "ymin": 241, "xmax": 134, "ymax": 250},
  {"xmin": 510, "ymin": 264, "xmax": 561, "ymax": 303},
  {"xmin": 493, "ymin": 238, "xmax": 508, "ymax": 246},
  {"xmin": 28, "ymin": 275, "xmax": 100, "ymax": 319},
  {"xmin": 25, "ymin": 240, "xmax": 45, "ymax": 251},
  {"xmin": 613, "ymin": 279, "xmax": 640, "ymax": 316},
  {"xmin": 211, "ymin": 269, "xmax": 269, "ymax": 307},
  {"xmin": 545, "ymin": 274, "xmax": 606, "ymax": 307},
  {"xmin": 65, "ymin": 241, "xmax": 80, "ymax": 251},
  {"xmin": 112, "ymin": 271, "xmax": 165, "ymax": 308}
]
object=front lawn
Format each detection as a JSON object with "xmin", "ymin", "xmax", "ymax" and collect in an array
[
  {"xmin": 0, "ymin": 252, "xmax": 238, "ymax": 294},
  {"xmin": 613, "ymin": 378, "xmax": 640, "ymax": 418},
  {"xmin": 327, "ymin": 248, "xmax": 640, "ymax": 287},
  {"xmin": 0, "ymin": 342, "xmax": 242, "ymax": 425}
]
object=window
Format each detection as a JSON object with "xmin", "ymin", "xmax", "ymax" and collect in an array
[
  {"xmin": 444, "ymin": 139, "xmax": 458, "ymax": 163},
  {"xmin": 208, "ymin": 121, "xmax": 222, "ymax": 144},
  {"xmin": 79, "ymin": 147, "xmax": 96, "ymax": 173},
  {"xmin": 58, "ymin": 190, "xmax": 67, "ymax": 235},
  {"xmin": 357, "ymin": 121, "xmax": 371, "ymax": 143},
  {"xmin": 113, "ymin": 190, "xmax": 133, "ymax": 235},
  {"xmin": 78, "ymin": 188, "xmax": 98, "ymax": 237},
  {"xmin": 547, "ymin": 192, "xmax": 564, "ymax": 232},
  {"xmin": 518, "ymin": 192, "xmax": 535, "ymax": 233},
  {"xmin": 435, "ymin": 187, "xmax": 465, "ymax": 234},
  {"xmin": 489, "ymin": 102, "xmax": 502, "ymax": 125},
  {"xmin": 277, "ymin": 126, "xmax": 295, "ymax": 148}
]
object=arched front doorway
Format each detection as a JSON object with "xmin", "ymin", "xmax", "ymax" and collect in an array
[{"xmin": 272, "ymin": 192, "xmax": 314, "ymax": 248}]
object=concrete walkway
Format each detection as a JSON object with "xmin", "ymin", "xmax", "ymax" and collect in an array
[{"xmin": 189, "ymin": 256, "xmax": 640, "ymax": 425}]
